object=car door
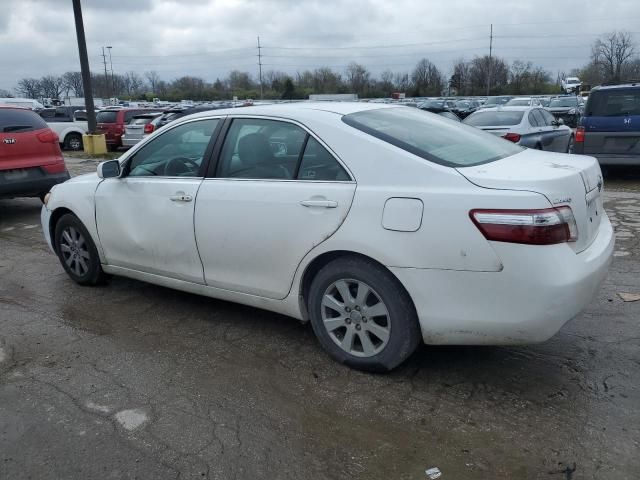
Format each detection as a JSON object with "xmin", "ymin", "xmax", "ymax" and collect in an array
[
  {"xmin": 540, "ymin": 109, "xmax": 570, "ymax": 152},
  {"xmin": 95, "ymin": 117, "xmax": 221, "ymax": 283},
  {"xmin": 530, "ymin": 109, "xmax": 556, "ymax": 150},
  {"xmin": 194, "ymin": 117, "xmax": 356, "ymax": 299}
]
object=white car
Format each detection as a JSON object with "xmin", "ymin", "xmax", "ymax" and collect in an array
[
  {"xmin": 562, "ymin": 76, "xmax": 581, "ymax": 93},
  {"xmin": 504, "ymin": 97, "xmax": 541, "ymax": 107},
  {"xmin": 463, "ymin": 106, "xmax": 574, "ymax": 153},
  {"xmin": 41, "ymin": 103, "xmax": 614, "ymax": 371}
]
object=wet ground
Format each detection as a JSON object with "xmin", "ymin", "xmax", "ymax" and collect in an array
[{"xmin": 0, "ymin": 158, "xmax": 639, "ymax": 479}]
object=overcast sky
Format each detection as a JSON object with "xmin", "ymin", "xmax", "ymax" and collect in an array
[{"xmin": 1, "ymin": 0, "xmax": 639, "ymax": 92}]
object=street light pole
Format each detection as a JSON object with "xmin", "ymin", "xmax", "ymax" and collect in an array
[
  {"xmin": 107, "ymin": 46, "xmax": 115, "ymax": 98},
  {"xmin": 72, "ymin": 0, "xmax": 96, "ymax": 133}
]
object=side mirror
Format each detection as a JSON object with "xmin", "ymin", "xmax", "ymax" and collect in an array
[{"xmin": 97, "ymin": 160, "xmax": 121, "ymax": 179}]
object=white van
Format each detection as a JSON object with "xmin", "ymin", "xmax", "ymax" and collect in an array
[{"xmin": 0, "ymin": 97, "xmax": 45, "ymax": 110}]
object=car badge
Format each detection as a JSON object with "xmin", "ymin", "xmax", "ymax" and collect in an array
[
  {"xmin": 3, "ymin": 138, "xmax": 16, "ymax": 144},
  {"xmin": 624, "ymin": 118, "xmax": 631, "ymax": 125}
]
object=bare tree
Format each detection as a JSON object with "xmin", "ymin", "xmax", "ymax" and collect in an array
[
  {"xmin": 592, "ymin": 31, "xmax": 636, "ymax": 82},
  {"xmin": 0, "ymin": 88, "xmax": 12, "ymax": 97},
  {"xmin": 63, "ymin": 71, "xmax": 83, "ymax": 97},
  {"xmin": 393, "ymin": 72, "xmax": 410, "ymax": 92},
  {"xmin": 469, "ymin": 55, "xmax": 509, "ymax": 95},
  {"xmin": 124, "ymin": 71, "xmax": 144, "ymax": 97},
  {"xmin": 411, "ymin": 58, "xmax": 443, "ymax": 96},
  {"xmin": 145, "ymin": 71, "xmax": 161, "ymax": 93},
  {"xmin": 312, "ymin": 67, "xmax": 342, "ymax": 93},
  {"xmin": 16, "ymin": 78, "xmax": 41, "ymax": 99},
  {"xmin": 379, "ymin": 69, "xmax": 394, "ymax": 94},
  {"xmin": 345, "ymin": 62, "xmax": 370, "ymax": 96},
  {"xmin": 40, "ymin": 75, "xmax": 65, "ymax": 99},
  {"xmin": 450, "ymin": 59, "xmax": 470, "ymax": 95}
]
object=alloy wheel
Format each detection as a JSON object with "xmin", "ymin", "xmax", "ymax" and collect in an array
[
  {"xmin": 59, "ymin": 226, "xmax": 90, "ymax": 277},
  {"xmin": 321, "ymin": 279, "xmax": 391, "ymax": 357}
]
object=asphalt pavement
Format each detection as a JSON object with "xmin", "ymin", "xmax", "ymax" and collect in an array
[{"xmin": 0, "ymin": 157, "xmax": 639, "ymax": 479}]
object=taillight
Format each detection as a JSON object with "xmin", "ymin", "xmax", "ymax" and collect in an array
[
  {"xmin": 502, "ymin": 132, "xmax": 521, "ymax": 143},
  {"xmin": 144, "ymin": 123, "xmax": 155, "ymax": 134},
  {"xmin": 470, "ymin": 207, "xmax": 578, "ymax": 245},
  {"xmin": 41, "ymin": 162, "xmax": 67, "ymax": 174},
  {"xmin": 36, "ymin": 129, "xmax": 59, "ymax": 144},
  {"xmin": 575, "ymin": 126, "xmax": 585, "ymax": 143}
]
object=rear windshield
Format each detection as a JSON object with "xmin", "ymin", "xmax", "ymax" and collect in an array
[
  {"xmin": 463, "ymin": 110, "xmax": 524, "ymax": 126},
  {"xmin": 419, "ymin": 100, "xmax": 444, "ymax": 109},
  {"xmin": 130, "ymin": 116, "xmax": 155, "ymax": 125},
  {"xmin": 549, "ymin": 97, "xmax": 577, "ymax": 107},
  {"xmin": 343, "ymin": 107, "xmax": 522, "ymax": 167},
  {"xmin": 484, "ymin": 96, "xmax": 512, "ymax": 106},
  {"xmin": 585, "ymin": 89, "xmax": 640, "ymax": 116},
  {"xmin": 0, "ymin": 108, "xmax": 48, "ymax": 133},
  {"xmin": 96, "ymin": 111, "xmax": 118, "ymax": 123},
  {"xmin": 506, "ymin": 99, "xmax": 531, "ymax": 106}
]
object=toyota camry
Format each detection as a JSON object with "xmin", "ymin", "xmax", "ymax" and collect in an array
[{"xmin": 41, "ymin": 103, "xmax": 614, "ymax": 371}]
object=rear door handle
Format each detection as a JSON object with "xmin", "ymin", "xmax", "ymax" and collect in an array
[
  {"xmin": 300, "ymin": 199, "xmax": 338, "ymax": 208},
  {"xmin": 170, "ymin": 193, "xmax": 193, "ymax": 202}
]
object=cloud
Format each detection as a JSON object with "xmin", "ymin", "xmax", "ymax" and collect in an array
[{"xmin": 1, "ymin": 0, "xmax": 639, "ymax": 92}]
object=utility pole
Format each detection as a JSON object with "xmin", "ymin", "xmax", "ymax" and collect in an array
[
  {"xmin": 107, "ymin": 46, "xmax": 115, "ymax": 97},
  {"xmin": 101, "ymin": 46, "xmax": 110, "ymax": 99},
  {"xmin": 257, "ymin": 36, "xmax": 263, "ymax": 100},
  {"xmin": 486, "ymin": 23, "xmax": 493, "ymax": 97},
  {"xmin": 72, "ymin": 0, "xmax": 97, "ymax": 133}
]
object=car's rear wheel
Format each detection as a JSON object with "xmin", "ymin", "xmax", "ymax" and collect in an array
[
  {"xmin": 54, "ymin": 214, "xmax": 107, "ymax": 286},
  {"xmin": 64, "ymin": 133, "xmax": 83, "ymax": 151},
  {"xmin": 307, "ymin": 256, "xmax": 420, "ymax": 372}
]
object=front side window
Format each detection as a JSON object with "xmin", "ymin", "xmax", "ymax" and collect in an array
[
  {"xmin": 532, "ymin": 109, "xmax": 547, "ymax": 126},
  {"xmin": 127, "ymin": 119, "xmax": 219, "ymax": 177},
  {"xmin": 528, "ymin": 111, "xmax": 541, "ymax": 127},
  {"xmin": 217, "ymin": 118, "xmax": 306, "ymax": 179},
  {"xmin": 346, "ymin": 107, "xmax": 522, "ymax": 167},
  {"xmin": 540, "ymin": 109, "xmax": 557, "ymax": 125}
]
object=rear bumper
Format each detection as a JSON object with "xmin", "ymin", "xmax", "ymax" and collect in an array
[
  {"xmin": 121, "ymin": 136, "xmax": 141, "ymax": 147},
  {"xmin": 392, "ymin": 213, "xmax": 614, "ymax": 345},
  {"xmin": 0, "ymin": 168, "xmax": 70, "ymax": 198}
]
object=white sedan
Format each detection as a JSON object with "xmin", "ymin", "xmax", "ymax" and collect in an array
[{"xmin": 41, "ymin": 103, "xmax": 614, "ymax": 371}]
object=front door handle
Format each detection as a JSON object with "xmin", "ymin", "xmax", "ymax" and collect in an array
[
  {"xmin": 300, "ymin": 199, "xmax": 338, "ymax": 208},
  {"xmin": 170, "ymin": 193, "xmax": 193, "ymax": 202}
]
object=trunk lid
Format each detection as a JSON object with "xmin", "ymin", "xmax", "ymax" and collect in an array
[
  {"xmin": 0, "ymin": 127, "xmax": 62, "ymax": 170},
  {"xmin": 456, "ymin": 149, "xmax": 604, "ymax": 252}
]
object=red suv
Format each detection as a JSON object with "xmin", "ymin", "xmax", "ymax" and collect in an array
[
  {"xmin": 0, "ymin": 107, "xmax": 69, "ymax": 201},
  {"xmin": 96, "ymin": 108, "xmax": 149, "ymax": 150}
]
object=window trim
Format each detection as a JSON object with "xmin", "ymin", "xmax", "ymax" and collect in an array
[
  {"xmin": 205, "ymin": 115, "xmax": 354, "ymax": 183},
  {"xmin": 120, "ymin": 116, "xmax": 224, "ymax": 179}
]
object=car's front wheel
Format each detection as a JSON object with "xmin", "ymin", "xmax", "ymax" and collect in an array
[
  {"xmin": 308, "ymin": 256, "xmax": 420, "ymax": 372},
  {"xmin": 64, "ymin": 133, "xmax": 83, "ymax": 151},
  {"xmin": 54, "ymin": 213, "xmax": 107, "ymax": 286}
]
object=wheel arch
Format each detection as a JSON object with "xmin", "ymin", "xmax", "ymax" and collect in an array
[
  {"xmin": 298, "ymin": 250, "xmax": 417, "ymax": 321},
  {"xmin": 49, "ymin": 207, "xmax": 75, "ymax": 251}
]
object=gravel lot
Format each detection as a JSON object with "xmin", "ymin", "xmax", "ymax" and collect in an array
[{"xmin": 0, "ymin": 156, "xmax": 638, "ymax": 479}]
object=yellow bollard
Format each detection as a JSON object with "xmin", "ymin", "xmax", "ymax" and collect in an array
[{"xmin": 82, "ymin": 134, "xmax": 107, "ymax": 154}]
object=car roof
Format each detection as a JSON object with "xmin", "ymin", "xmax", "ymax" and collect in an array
[
  {"xmin": 181, "ymin": 101, "xmax": 404, "ymax": 122},
  {"xmin": 592, "ymin": 82, "xmax": 640, "ymax": 91}
]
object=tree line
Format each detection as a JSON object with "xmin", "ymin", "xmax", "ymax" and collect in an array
[{"xmin": 11, "ymin": 31, "xmax": 638, "ymax": 103}]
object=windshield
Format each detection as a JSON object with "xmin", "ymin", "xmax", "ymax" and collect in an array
[
  {"xmin": 549, "ymin": 98, "xmax": 577, "ymax": 107},
  {"xmin": 342, "ymin": 107, "xmax": 522, "ymax": 167},
  {"xmin": 463, "ymin": 110, "xmax": 525, "ymax": 126}
]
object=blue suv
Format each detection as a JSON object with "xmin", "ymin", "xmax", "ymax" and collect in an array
[{"xmin": 574, "ymin": 82, "xmax": 640, "ymax": 165}]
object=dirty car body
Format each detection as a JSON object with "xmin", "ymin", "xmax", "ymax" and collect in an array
[{"xmin": 41, "ymin": 103, "xmax": 614, "ymax": 371}]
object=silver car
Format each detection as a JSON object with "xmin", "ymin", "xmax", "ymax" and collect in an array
[{"xmin": 122, "ymin": 112, "xmax": 162, "ymax": 148}]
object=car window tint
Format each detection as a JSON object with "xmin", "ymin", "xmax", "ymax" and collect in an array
[
  {"xmin": 464, "ymin": 111, "xmax": 524, "ymax": 126},
  {"xmin": 297, "ymin": 137, "xmax": 350, "ymax": 181},
  {"xmin": 96, "ymin": 111, "xmax": 117, "ymax": 123},
  {"xmin": 528, "ymin": 111, "xmax": 540, "ymax": 127},
  {"xmin": 127, "ymin": 119, "xmax": 219, "ymax": 177},
  {"xmin": 586, "ymin": 89, "xmax": 640, "ymax": 116},
  {"xmin": 217, "ymin": 118, "xmax": 306, "ymax": 180},
  {"xmin": 0, "ymin": 108, "xmax": 48, "ymax": 132},
  {"xmin": 532, "ymin": 109, "xmax": 547, "ymax": 126},
  {"xmin": 541, "ymin": 109, "xmax": 556, "ymax": 125}
]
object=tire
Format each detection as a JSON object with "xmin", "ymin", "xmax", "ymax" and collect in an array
[
  {"xmin": 307, "ymin": 256, "xmax": 421, "ymax": 372},
  {"xmin": 64, "ymin": 133, "xmax": 83, "ymax": 151},
  {"xmin": 567, "ymin": 135, "xmax": 575, "ymax": 154},
  {"xmin": 54, "ymin": 213, "xmax": 107, "ymax": 286}
]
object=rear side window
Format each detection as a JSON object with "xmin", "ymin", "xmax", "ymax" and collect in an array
[
  {"xmin": 96, "ymin": 111, "xmax": 117, "ymax": 123},
  {"xmin": 586, "ymin": 89, "xmax": 640, "ymax": 117},
  {"xmin": 297, "ymin": 137, "xmax": 350, "ymax": 181},
  {"xmin": 345, "ymin": 107, "xmax": 522, "ymax": 167},
  {"xmin": 0, "ymin": 108, "xmax": 48, "ymax": 133},
  {"xmin": 464, "ymin": 111, "xmax": 525, "ymax": 126}
]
